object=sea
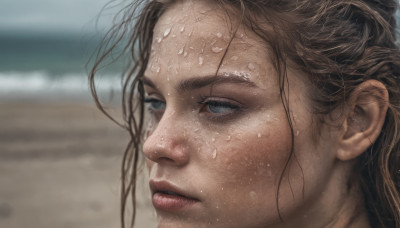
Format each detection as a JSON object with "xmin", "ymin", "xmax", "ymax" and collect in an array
[{"xmin": 0, "ymin": 32, "xmax": 124, "ymax": 103}]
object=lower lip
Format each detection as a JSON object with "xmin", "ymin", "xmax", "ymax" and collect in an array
[{"xmin": 152, "ymin": 192, "xmax": 198, "ymax": 211}]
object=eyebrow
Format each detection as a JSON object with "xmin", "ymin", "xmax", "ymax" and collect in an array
[{"xmin": 142, "ymin": 74, "xmax": 257, "ymax": 92}]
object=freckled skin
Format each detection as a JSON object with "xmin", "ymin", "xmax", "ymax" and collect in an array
[{"xmin": 143, "ymin": 1, "xmax": 348, "ymax": 228}]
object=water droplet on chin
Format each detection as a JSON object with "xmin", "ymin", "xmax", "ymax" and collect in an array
[
  {"xmin": 198, "ymin": 56, "xmax": 204, "ymax": 65},
  {"xmin": 212, "ymin": 46, "xmax": 223, "ymax": 53},
  {"xmin": 163, "ymin": 27, "xmax": 171, "ymax": 37},
  {"xmin": 248, "ymin": 62, "xmax": 255, "ymax": 71},
  {"xmin": 212, "ymin": 149, "xmax": 217, "ymax": 159}
]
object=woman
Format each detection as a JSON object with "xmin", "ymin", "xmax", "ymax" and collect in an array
[{"xmin": 90, "ymin": 0, "xmax": 400, "ymax": 227}]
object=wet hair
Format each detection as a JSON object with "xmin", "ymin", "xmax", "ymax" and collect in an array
[{"xmin": 89, "ymin": 0, "xmax": 400, "ymax": 227}]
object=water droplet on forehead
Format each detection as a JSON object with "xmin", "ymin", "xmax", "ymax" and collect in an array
[
  {"xmin": 248, "ymin": 63, "xmax": 255, "ymax": 71},
  {"xmin": 163, "ymin": 27, "xmax": 171, "ymax": 37},
  {"xmin": 216, "ymin": 32, "xmax": 222, "ymax": 38},
  {"xmin": 198, "ymin": 56, "xmax": 204, "ymax": 65},
  {"xmin": 212, "ymin": 149, "xmax": 217, "ymax": 159},
  {"xmin": 212, "ymin": 46, "xmax": 223, "ymax": 53}
]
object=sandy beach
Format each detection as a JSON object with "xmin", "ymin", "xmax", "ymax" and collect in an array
[{"xmin": 0, "ymin": 102, "xmax": 157, "ymax": 228}]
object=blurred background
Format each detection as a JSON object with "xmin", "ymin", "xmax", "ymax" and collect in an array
[{"xmin": 0, "ymin": 0, "xmax": 156, "ymax": 227}]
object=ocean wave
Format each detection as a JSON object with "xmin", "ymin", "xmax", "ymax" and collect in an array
[{"xmin": 0, "ymin": 70, "xmax": 122, "ymax": 95}]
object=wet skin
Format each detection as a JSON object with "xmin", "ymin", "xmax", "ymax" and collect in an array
[{"xmin": 142, "ymin": 1, "xmax": 346, "ymax": 227}]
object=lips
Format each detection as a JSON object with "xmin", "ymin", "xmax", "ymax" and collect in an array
[{"xmin": 150, "ymin": 180, "xmax": 199, "ymax": 211}]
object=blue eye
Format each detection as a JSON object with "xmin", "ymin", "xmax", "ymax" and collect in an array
[
  {"xmin": 206, "ymin": 101, "xmax": 237, "ymax": 114},
  {"xmin": 144, "ymin": 98, "xmax": 166, "ymax": 111}
]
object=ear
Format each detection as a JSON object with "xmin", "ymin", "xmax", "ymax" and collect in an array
[{"xmin": 336, "ymin": 80, "xmax": 389, "ymax": 161}]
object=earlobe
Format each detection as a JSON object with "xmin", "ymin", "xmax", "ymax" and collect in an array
[{"xmin": 336, "ymin": 80, "xmax": 389, "ymax": 161}]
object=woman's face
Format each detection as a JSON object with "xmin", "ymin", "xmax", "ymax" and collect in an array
[{"xmin": 143, "ymin": 1, "xmax": 339, "ymax": 227}]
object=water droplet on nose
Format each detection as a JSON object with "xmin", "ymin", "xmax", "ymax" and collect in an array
[
  {"xmin": 212, "ymin": 149, "xmax": 217, "ymax": 159},
  {"xmin": 248, "ymin": 62, "xmax": 255, "ymax": 71},
  {"xmin": 198, "ymin": 56, "xmax": 204, "ymax": 65},
  {"xmin": 216, "ymin": 32, "xmax": 222, "ymax": 38},
  {"xmin": 257, "ymin": 133, "xmax": 262, "ymax": 138},
  {"xmin": 231, "ymin": 56, "xmax": 238, "ymax": 61},
  {"xmin": 212, "ymin": 46, "xmax": 223, "ymax": 53},
  {"xmin": 178, "ymin": 48, "xmax": 184, "ymax": 55},
  {"xmin": 180, "ymin": 26, "xmax": 185, "ymax": 32},
  {"xmin": 163, "ymin": 27, "xmax": 171, "ymax": 37}
]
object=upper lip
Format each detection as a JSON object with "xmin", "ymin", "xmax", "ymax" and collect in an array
[{"xmin": 149, "ymin": 180, "xmax": 200, "ymax": 201}]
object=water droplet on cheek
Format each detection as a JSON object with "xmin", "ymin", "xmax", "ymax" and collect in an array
[
  {"xmin": 212, "ymin": 46, "xmax": 223, "ymax": 53},
  {"xmin": 163, "ymin": 27, "xmax": 171, "ymax": 37},
  {"xmin": 212, "ymin": 149, "xmax": 217, "ymax": 159}
]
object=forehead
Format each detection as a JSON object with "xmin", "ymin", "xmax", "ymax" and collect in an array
[{"xmin": 147, "ymin": 0, "xmax": 276, "ymax": 88}]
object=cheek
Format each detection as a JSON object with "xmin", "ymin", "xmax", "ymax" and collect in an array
[{"xmin": 204, "ymin": 118, "xmax": 292, "ymax": 189}]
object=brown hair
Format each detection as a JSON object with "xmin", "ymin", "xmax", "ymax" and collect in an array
[{"xmin": 89, "ymin": 0, "xmax": 400, "ymax": 227}]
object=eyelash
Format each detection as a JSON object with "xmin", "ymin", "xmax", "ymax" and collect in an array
[{"xmin": 144, "ymin": 96, "xmax": 242, "ymax": 121}]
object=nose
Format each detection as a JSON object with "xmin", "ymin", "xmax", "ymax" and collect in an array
[{"xmin": 143, "ymin": 111, "xmax": 190, "ymax": 167}]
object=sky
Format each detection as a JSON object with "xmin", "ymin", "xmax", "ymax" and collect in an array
[{"xmin": 0, "ymin": 0, "xmax": 119, "ymax": 35}]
